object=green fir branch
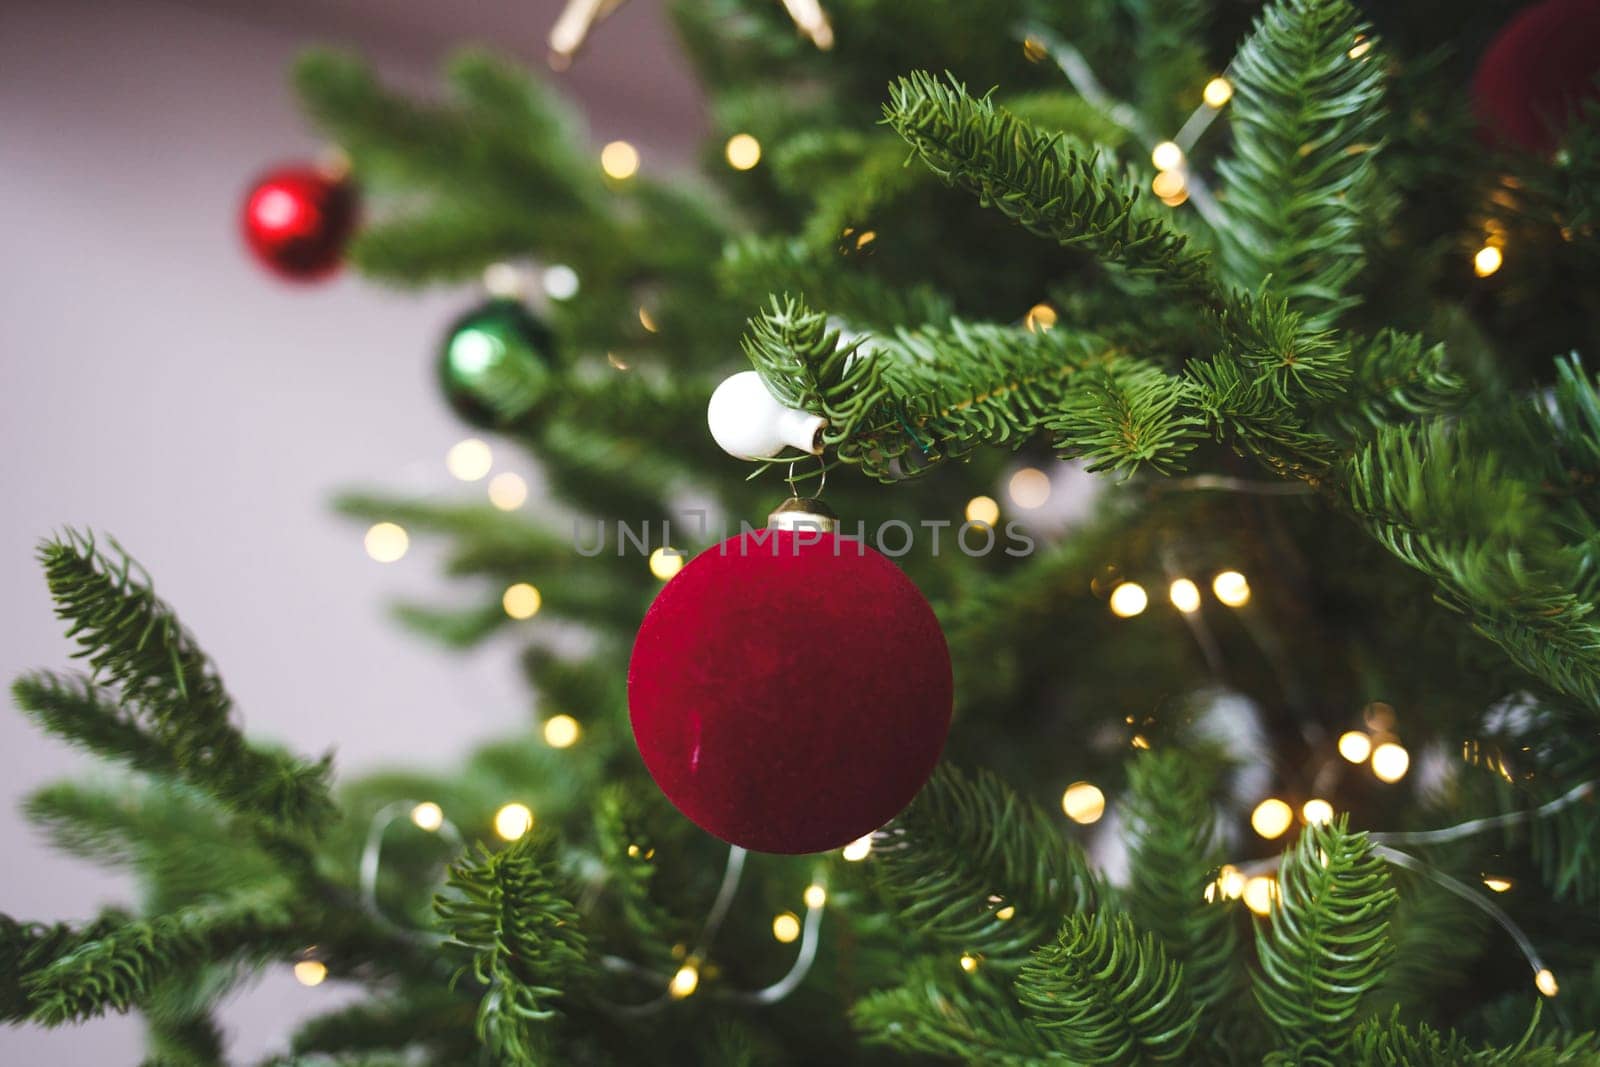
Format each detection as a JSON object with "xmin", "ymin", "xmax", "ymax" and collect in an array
[
  {"xmin": 27, "ymin": 533, "xmax": 333, "ymax": 830},
  {"xmin": 1123, "ymin": 751, "xmax": 1240, "ymax": 1012},
  {"xmin": 1216, "ymin": 0, "xmax": 1388, "ymax": 329},
  {"xmin": 854, "ymin": 959, "xmax": 1068, "ymax": 1064},
  {"xmin": 1016, "ymin": 911, "xmax": 1202, "ymax": 1064},
  {"xmin": 435, "ymin": 833, "xmax": 588, "ymax": 1066},
  {"xmin": 1047, "ymin": 358, "xmax": 1202, "ymax": 475},
  {"xmin": 874, "ymin": 765, "xmax": 1098, "ymax": 968},
  {"xmin": 1253, "ymin": 818, "xmax": 1396, "ymax": 1066},
  {"xmin": 883, "ymin": 71, "xmax": 1214, "ymax": 299},
  {"xmin": 22, "ymin": 893, "xmax": 294, "ymax": 1026},
  {"xmin": 741, "ymin": 295, "xmax": 1173, "ymax": 479},
  {"xmin": 1343, "ymin": 419, "xmax": 1600, "ymax": 707},
  {"xmin": 1320, "ymin": 329, "xmax": 1470, "ymax": 439}
]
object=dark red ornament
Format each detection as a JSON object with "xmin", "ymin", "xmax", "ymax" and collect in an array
[
  {"xmin": 628, "ymin": 524, "xmax": 952, "ymax": 854},
  {"xmin": 240, "ymin": 164, "xmax": 358, "ymax": 281},
  {"xmin": 1472, "ymin": 0, "xmax": 1600, "ymax": 154}
]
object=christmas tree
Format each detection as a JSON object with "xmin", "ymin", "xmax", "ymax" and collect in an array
[{"xmin": 8, "ymin": 0, "xmax": 1600, "ymax": 1062}]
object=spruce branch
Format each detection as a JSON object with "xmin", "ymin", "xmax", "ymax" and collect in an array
[
  {"xmin": 435, "ymin": 833, "xmax": 588, "ymax": 1066},
  {"xmin": 1351, "ymin": 1004, "xmax": 1600, "ymax": 1066},
  {"xmin": 1016, "ymin": 911, "xmax": 1202, "ymax": 1064},
  {"xmin": 1344, "ymin": 419, "xmax": 1600, "ymax": 707},
  {"xmin": 873, "ymin": 765, "xmax": 1098, "ymax": 968},
  {"xmin": 1124, "ymin": 751, "xmax": 1240, "ymax": 1012},
  {"xmin": 1216, "ymin": 0, "xmax": 1387, "ymax": 330},
  {"xmin": 883, "ymin": 72, "xmax": 1214, "ymax": 299},
  {"xmin": 22, "ymin": 893, "xmax": 294, "ymax": 1025},
  {"xmin": 1320, "ymin": 329, "xmax": 1469, "ymax": 439},
  {"xmin": 741, "ymin": 295, "xmax": 1198, "ymax": 479},
  {"xmin": 1047, "ymin": 359, "xmax": 1202, "ymax": 475},
  {"xmin": 853, "ymin": 959, "xmax": 1067, "ymax": 1064},
  {"xmin": 1253, "ymin": 818, "xmax": 1396, "ymax": 1066},
  {"xmin": 27, "ymin": 533, "xmax": 333, "ymax": 830},
  {"xmin": 1, "ymin": 913, "xmax": 127, "ymax": 1023}
]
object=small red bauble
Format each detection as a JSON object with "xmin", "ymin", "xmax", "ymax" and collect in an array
[
  {"xmin": 628, "ymin": 527, "xmax": 952, "ymax": 854},
  {"xmin": 240, "ymin": 164, "xmax": 358, "ymax": 281},
  {"xmin": 1472, "ymin": 0, "xmax": 1600, "ymax": 153}
]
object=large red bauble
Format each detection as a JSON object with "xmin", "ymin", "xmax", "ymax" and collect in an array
[
  {"xmin": 1471, "ymin": 0, "xmax": 1600, "ymax": 154},
  {"xmin": 240, "ymin": 165, "xmax": 357, "ymax": 281},
  {"xmin": 628, "ymin": 529, "xmax": 953, "ymax": 854}
]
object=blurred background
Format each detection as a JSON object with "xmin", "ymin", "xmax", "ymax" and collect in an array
[{"xmin": 0, "ymin": 0, "xmax": 703, "ymax": 1058}]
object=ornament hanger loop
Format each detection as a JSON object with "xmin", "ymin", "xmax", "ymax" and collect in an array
[{"xmin": 787, "ymin": 454, "xmax": 827, "ymax": 499}]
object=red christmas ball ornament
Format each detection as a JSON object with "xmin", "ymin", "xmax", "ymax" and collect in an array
[
  {"xmin": 1472, "ymin": 0, "xmax": 1600, "ymax": 154},
  {"xmin": 240, "ymin": 163, "xmax": 358, "ymax": 281},
  {"xmin": 628, "ymin": 501, "xmax": 952, "ymax": 854}
]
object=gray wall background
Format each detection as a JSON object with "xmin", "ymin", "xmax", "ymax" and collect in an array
[{"xmin": 0, "ymin": 1, "xmax": 701, "ymax": 1059}]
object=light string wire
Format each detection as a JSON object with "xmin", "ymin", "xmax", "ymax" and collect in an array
[
  {"xmin": 359, "ymin": 804, "xmax": 829, "ymax": 1016},
  {"xmin": 1227, "ymin": 779, "xmax": 1599, "ymax": 988},
  {"xmin": 1015, "ymin": 24, "xmax": 1228, "ymax": 230}
]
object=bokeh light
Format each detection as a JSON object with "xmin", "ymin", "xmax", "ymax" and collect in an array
[
  {"xmin": 446, "ymin": 438, "xmax": 493, "ymax": 481},
  {"xmin": 1251, "ymin": 798, "xmax": 1293, "ymax": 839},
  {"xmin": 1062, "ymin": 782, "xmax": 1106, "ymax": 824},
  {"xmin": 1372, "ymin": 742, "xmax": 1410, "ymax": 783},
  {"xmin": 503, "ymin": 582, "xmax": 542, "ymax": 620},
  {"xmin": 364, "ymin": 523, "xmax": 409, "ymax": 563},
  {"xmin": 494, "ymin": 802, "xmax": 534, "ymax": 841},
  {"xmin": 488, "ymin": 472, "xmax": 528, "ymax": 510},
  {"xmin": 1008, "ymin": 467, "xmax": 1051, "ymax": 509},
  {"xmin": 725, "ymin": 133, "xmax": 762, "ymax": 170},
  {"xmin": 410, "ymin": 801, "xmax": 444, "ymax": 832},
  {"xmin": 1109, "ymin": 582, "xmax": 1148, "ymax": 618},
  {"xmin": 600, "ymin": 140, "xmax": 640, "ymax": 179},
  {"xmin": 543, "ymin": 714, "xmax": 580, "ymax": 749},
  {"xmin": 1169, "ymin": 578, "xmax": 1202, "ymax": 613}
]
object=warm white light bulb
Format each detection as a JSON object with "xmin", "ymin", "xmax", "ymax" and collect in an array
[
  {"xmin": 772, "ymin": 912, "xmax": 801, "ymax": 943},
  {"xmin": 1252, "ymin": 798, "xmax": 1293, "ymax": 839},
  {"xmin": 494, "ymin": 802, "xmax": 534, "ymax": 841},
  {"xmin": 841, "ymin": 835, "xmax": 873, "ymax": 862},
  {"xmin": 543, "ymin": 714, "xmax": 580, "ymax": 749},
  {"xmin": 1151, "ymin": 141, "xmax": 1184, "ymax": 171},
  {"xmin": 1061, "ymin": 782, "xmax": 1106, "ymax": 824},
  {"xmin": 725, "ymin": 133, "xmax": 762, "ymax": 170},
  {"xmin": 488, "ymin": 472, "xmax": 528, "ymax": 511},
  {"xmin": 803, "ymin": 884, "xmax": 827, "ymax": 909},
  {"xmin": 364, "ymin": 523, "xmax": 409, "ymax": 563},
  {"xmin": 1212, "ymin": 570, "xmax": 1251, "ymax": 607},
  {"xmin": 669, "ymin": 962, "xmax": 700, "ymax": 998},
  {"xmin": 1301, "ymin": 799, "xmax": 1334, "ymax": 825},
  {"xmin": 1243, "ymin": 876, "xmax": 1277, "ymax": 916},
  {"xmin": 965, "ymin": 495, "xmax": 1000, "ymax": 526},
  {"xmin": 410, "ymin": 802, "xmax": 444, "ymax": 832},
  {"xmin": 446, "ymin": 438, "xmax": 493, "ymax": 482},
  {"xmin": 1008, "ymin": 467, "xmax": 1051, "ymax": 509},
  {"xmin": 649, "ymin": 547, "xmax": 684, "ymax": 581},
  {"xmin": 1371, "ymin": 742, "xmax": 1410, "ymax": 783},
  {"xmin": 293, "ymin": 960, "xmax": 328, "ymax": 987},
  {"xmin": 1109, "ymin": 582, "xmax": 1148, "ymax": 618},
  {"xmin": 1536, "ymin": 968, "xmax": 1559, "ymax": 997},
  {"xmin": 503, "ymin": 583, "xmax": 542, "ymax": 620},
  {"xmin": 1169, "ymin": 578, "xmax": 1202, "ymax": 613},
  {"xmin": 1203, "ymin": 77, "xmax": 1234, "ymax": 108},
  {"xmin": 601, "ymin": 140, "xmax": 640, "ymax": 179},
  {"xmin": 1474, "ymin": 245, "xmax": 1504, "ymax": 278},
  {"xmin": 1338, "ymin": 731, "xmax": 1373, "ymax": 764}
]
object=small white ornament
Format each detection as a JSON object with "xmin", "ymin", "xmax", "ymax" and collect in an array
[{"xmin": 707, "ymin": 371, "xmax": 826, "ymax": 460}]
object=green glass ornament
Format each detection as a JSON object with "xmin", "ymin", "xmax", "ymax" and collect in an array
[{"xmin": 437, "ymin": 299, "xmax": 557, "ymax": 428}]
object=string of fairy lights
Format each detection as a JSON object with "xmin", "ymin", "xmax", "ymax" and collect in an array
[{"xmin": 330, "ymin": 20, "xmax": 1548, "ymax": 1005}]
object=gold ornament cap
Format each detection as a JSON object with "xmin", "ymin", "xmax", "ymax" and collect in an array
[{"xmin": 767, "ymin": 497, "xmax": 839, "ymax": 534}]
